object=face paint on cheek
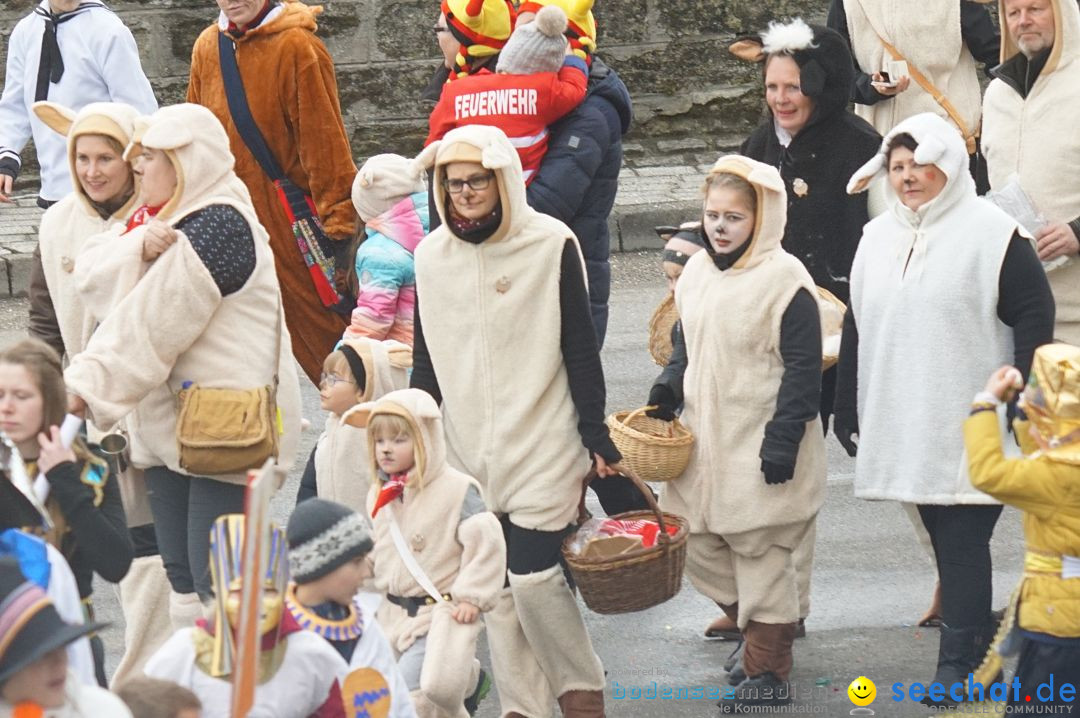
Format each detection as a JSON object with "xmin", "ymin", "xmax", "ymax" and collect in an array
[{"xmin": 925, "ymin": 169, "xmax": 936, "ymax": 182}]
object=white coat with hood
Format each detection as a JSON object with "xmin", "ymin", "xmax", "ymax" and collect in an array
[
  {"xmin": 32, "ymin": 102, "xmax": 138, "ymax": 360},
  {"xmin": 413, "ymin": 124, "xmax": 591, "ymax": 531},
  {"xmin": 350, "ymin": 389, "xmax": 505, "ymax": 655},
  {"xmin": 847, "ymin": 112, "xmax": 1016, "ymax": 504},
  {"xmin": 665, "ymin": 155, "xmax": 826, "ymax": 551},
  {"xmin": 63, "ymin": 103, "xmax": 302, "ymax": 481},
  {"xmin": 315, "ymin": 338, "xmax": 411, "ymax": 511},
  {"xmin": 982, "ymin": 0, "xmax": 1080, "ymax": 344}
]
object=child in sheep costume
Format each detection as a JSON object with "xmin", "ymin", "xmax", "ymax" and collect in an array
[
  {"xmin": 648, "ymin": 155, "xmax": 826, "ymax": 709},
  {"xmin": 346, "ymin": 389, "xmax": 504, "ymax": 718},
  {"xmin": 63, "ymin": 103, "xmax": 303, "ymax": 607},
  {"xmin": 295, "ymin": 338, "xmax": 413, "ymax": 512}
]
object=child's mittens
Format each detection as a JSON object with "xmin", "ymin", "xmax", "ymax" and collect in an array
[
  {"xmin": 646, "ymin": 384, "xmax": 677, "ymax": 421},
  {"xmin": 761, "ymin": 459, "xmax": 795, "ymax": 485}
]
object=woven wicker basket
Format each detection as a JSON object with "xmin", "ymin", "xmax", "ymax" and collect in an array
[
  {"xmin": 648, "ymin": 293, "xmax": 678, "ymax": 366},
  {"xmin": 817, "ymin": 286, "xmax": 846, "ymax": 371},
  {"xmin": 607, "ymin": 406, "xmax": 693, "ymax": 483},
  {"xmin": 563, "ymin": 470, "xmax": 688, "ymax": 614}
]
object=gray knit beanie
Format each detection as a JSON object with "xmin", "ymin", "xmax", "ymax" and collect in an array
[
  {"xmin": 495, "ymin": 5, "xmax": 569, "ymax": 75},
  {"xmin": 286, "ymin": 498, "xmax": 374, "ymax": 584}
]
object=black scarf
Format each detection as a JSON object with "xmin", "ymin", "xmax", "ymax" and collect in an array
[
  {"xmin": 700, "ymin": 223, "xmax": 752, "ymax": 271},
  {"xmin": 33, "ymin": 2, "xmax": 105, "ymax": 102}
]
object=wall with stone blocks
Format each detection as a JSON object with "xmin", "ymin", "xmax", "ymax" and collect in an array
[{"xmin": 0, "ymin": 0, "xmax": 827, "ymax": 180}]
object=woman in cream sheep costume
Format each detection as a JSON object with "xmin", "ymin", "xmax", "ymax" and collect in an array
[
  {"xmin": 63, "ymin": 103, "xmax": 303, "ymax": 623},
  {"xmin": 30, "ymin": 100, "xmax": 173, "ymax": 685},
  {"xmin": 410, "ymin": 124, "xmax": 619, "ymax": 716}
]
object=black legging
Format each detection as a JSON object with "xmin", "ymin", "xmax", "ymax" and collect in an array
[
  {"xmin": 917, "ymin": 504, "xmax": 1003, "ymax": 629},
  {"xmin": 145, "ymin": 467, "xmax": 246, "ymax": 599},
  {"xmin": 499, "ymin": 514, "xmax": 577, "ymax": 591}
]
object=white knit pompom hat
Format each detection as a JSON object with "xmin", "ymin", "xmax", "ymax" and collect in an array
[
  {"xmin": 496, "ymin": 5, "xmax": 569, "ymax": 75},
  {"xmin": 352, "ymin": 153, "xmax": 426, "ymax": 223}
]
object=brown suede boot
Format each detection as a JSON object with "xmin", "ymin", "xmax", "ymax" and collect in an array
[
  {"xmin": 557, "ymin": 689, "xmax": 605, "ymax": 717},
  {"xmin": 706, "ymin": 601, "xmax": 741, "ymax": 640},
  {"xmin": 742, "ymin": 620, "xmax": 798, "ymax": 680}
]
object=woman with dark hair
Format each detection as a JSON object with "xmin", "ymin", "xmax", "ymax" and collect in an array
[{"xmin": 837, "ymin": 112, "xmax": 1054, "ymax": 708}]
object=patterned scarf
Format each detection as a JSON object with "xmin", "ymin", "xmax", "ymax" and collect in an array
[{"xmin": 124, "ymin": 204, "xmax": 163, "ymax": 234}]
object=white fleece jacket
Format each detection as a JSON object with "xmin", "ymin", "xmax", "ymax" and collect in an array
[
  {"xmin": 350, "ymin": 389, "xmax": 506, "ymax": 654},
  {"xmin": 65, "ymin": 104, "xmax": 302, "ymax": 481},
  {"xmin": 414, "ymin": 124, "xmax": 592, "ymax": 531},
  {"xmin": 664, "ymin": 155, "xmax": 826, "ymax": 548},
  {"xmin": 33, "ymin": 102, "xmax": 139, "ymax": 360},
  {"xmin": 848, "ymin": 112, "xmax": 1014, "ymax": 504},
  {"xmin": 982, "ymin": 0, "xmax": 1080, "ymax": 344}
]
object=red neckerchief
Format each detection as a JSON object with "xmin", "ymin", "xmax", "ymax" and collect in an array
[
  {"xmin": 227, "ymin": 0, "xmax": 273, "ymax": 37},
  {"xmin": 124, "ymin": 204, "xmax": 163, "ymax": 234},
  {"xmin": 370, "ymin": 473, "xmax": 408, "ymax": 518}
]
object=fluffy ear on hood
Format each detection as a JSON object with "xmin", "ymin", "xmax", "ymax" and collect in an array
[
  {"xmin": 481, "ymin": 140, "xmax": 515, "ymax": 170},
  {"xmin": 139, "ymin": 117, "xmax": 195, "ymax": 152},
  {"xmin": 846, "ymin": 154, "xmax": 884, "ymax": 195},
  {"xmin": 416, "ymin": 141, "xmax": 441, "ymax": 171},
  {"xmin": 913, "ymin": 135, "xmax": 948, "ymax": 168},
  {"xmin": 32, "ymin": 102, "xmax": 76, "ymax": 137},
  {"xmin": 385, "ymin": 342, "xmax": 413, "ymax": 369},
  {"xmin": 340, "ymin": 403, "xmax": 374, "ymax": 430},
  {"xmin": 729, "ymin": 36, "xmax": 764, "ymax": 63}
]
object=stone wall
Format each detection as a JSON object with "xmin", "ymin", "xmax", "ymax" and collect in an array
[{"xmin": 0, "ymin": 0, "xmax": 828, "ymax": 183}]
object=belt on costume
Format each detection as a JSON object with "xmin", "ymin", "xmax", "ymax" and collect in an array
[{"xmin": 387, "ymin": 592, "xmax": 451, "ymax": 617}]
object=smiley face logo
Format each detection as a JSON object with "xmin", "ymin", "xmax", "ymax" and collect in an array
[{"xmin": 848, "ymin": 676, "xmax": 876, "ymax": 707}]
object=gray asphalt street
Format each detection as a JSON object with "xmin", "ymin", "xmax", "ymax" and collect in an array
[{"xmin": 0, "ymin": 250, "xmax": 1028, "ymax": 717}]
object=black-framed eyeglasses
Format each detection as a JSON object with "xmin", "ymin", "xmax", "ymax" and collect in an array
[
  {"xmin": 319, "ymin": 372, "xmax": 355, "ymax": 388},
  {"xmin": 432, "ymin": 25, "xmax": 448, "ymax": 36},
  {"xmin": 442, "ymin": 173, "xmax": 494, "ymax": 194}
]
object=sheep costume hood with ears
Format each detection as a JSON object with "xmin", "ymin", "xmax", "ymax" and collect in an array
[
  {"xmin": 33, "ymin": 101, "xmax": 140, "ymax": 219},
  {"xmin": 418, "ymin": 124, "xmax": 536, "ymax": 245},
  {"xmin": 345, "ymin": 388, "xmax": 448, "ymax": 492},
  {"xmin": 75, "ymin": 104, "xmax": 269, "ymax": 324},
  {"xmin": 847, "ymin": 112, "xmax": 976, "ymax": 223},
  {"xmin": 704, "ymin": 154, "xmax": 790, "ymax": 271},
  {"xmin": 125, "ymin": 103, "xmax": 257, "ymax": 225},
  {"xmin": 310, "ymin": 338, "xmax": 412, "ymax": 510},
  {"xmin": 30, "ymin": 102, "xmax": 141, "ymax": 359}
]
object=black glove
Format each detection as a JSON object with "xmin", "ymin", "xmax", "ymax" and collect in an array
[
  {"xmin": 833, "ymin": 413, "xmax": 859, "ymax": 458},
  {"xmin": 761, "ymin": 460, "xmax": 794, "ymax": 485},
  {"xmin": 646, "ymin": 384, "xmax": 677, "ymax": 421}
]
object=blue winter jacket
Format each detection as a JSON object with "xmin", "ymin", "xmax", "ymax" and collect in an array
[{"xmin": 526, "ymin": 58, "xmax": 632, "ymax": 349}]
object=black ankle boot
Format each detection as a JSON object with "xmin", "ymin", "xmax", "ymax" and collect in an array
[{"xmin": 920, "ymin": 621, "xmax": 995, "ymax": 707}]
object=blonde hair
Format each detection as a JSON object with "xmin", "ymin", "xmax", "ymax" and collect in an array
[
  {"xmin": 702, "ymin": 171, "xmax": 757, "ymax": 215},
  {"xmin": 367, "ymin": 413, "xmax": 419, "ymax": 486},
  {"xmin": 0, "ymin": 338, "xmax": 94, "ymax": 462}
]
